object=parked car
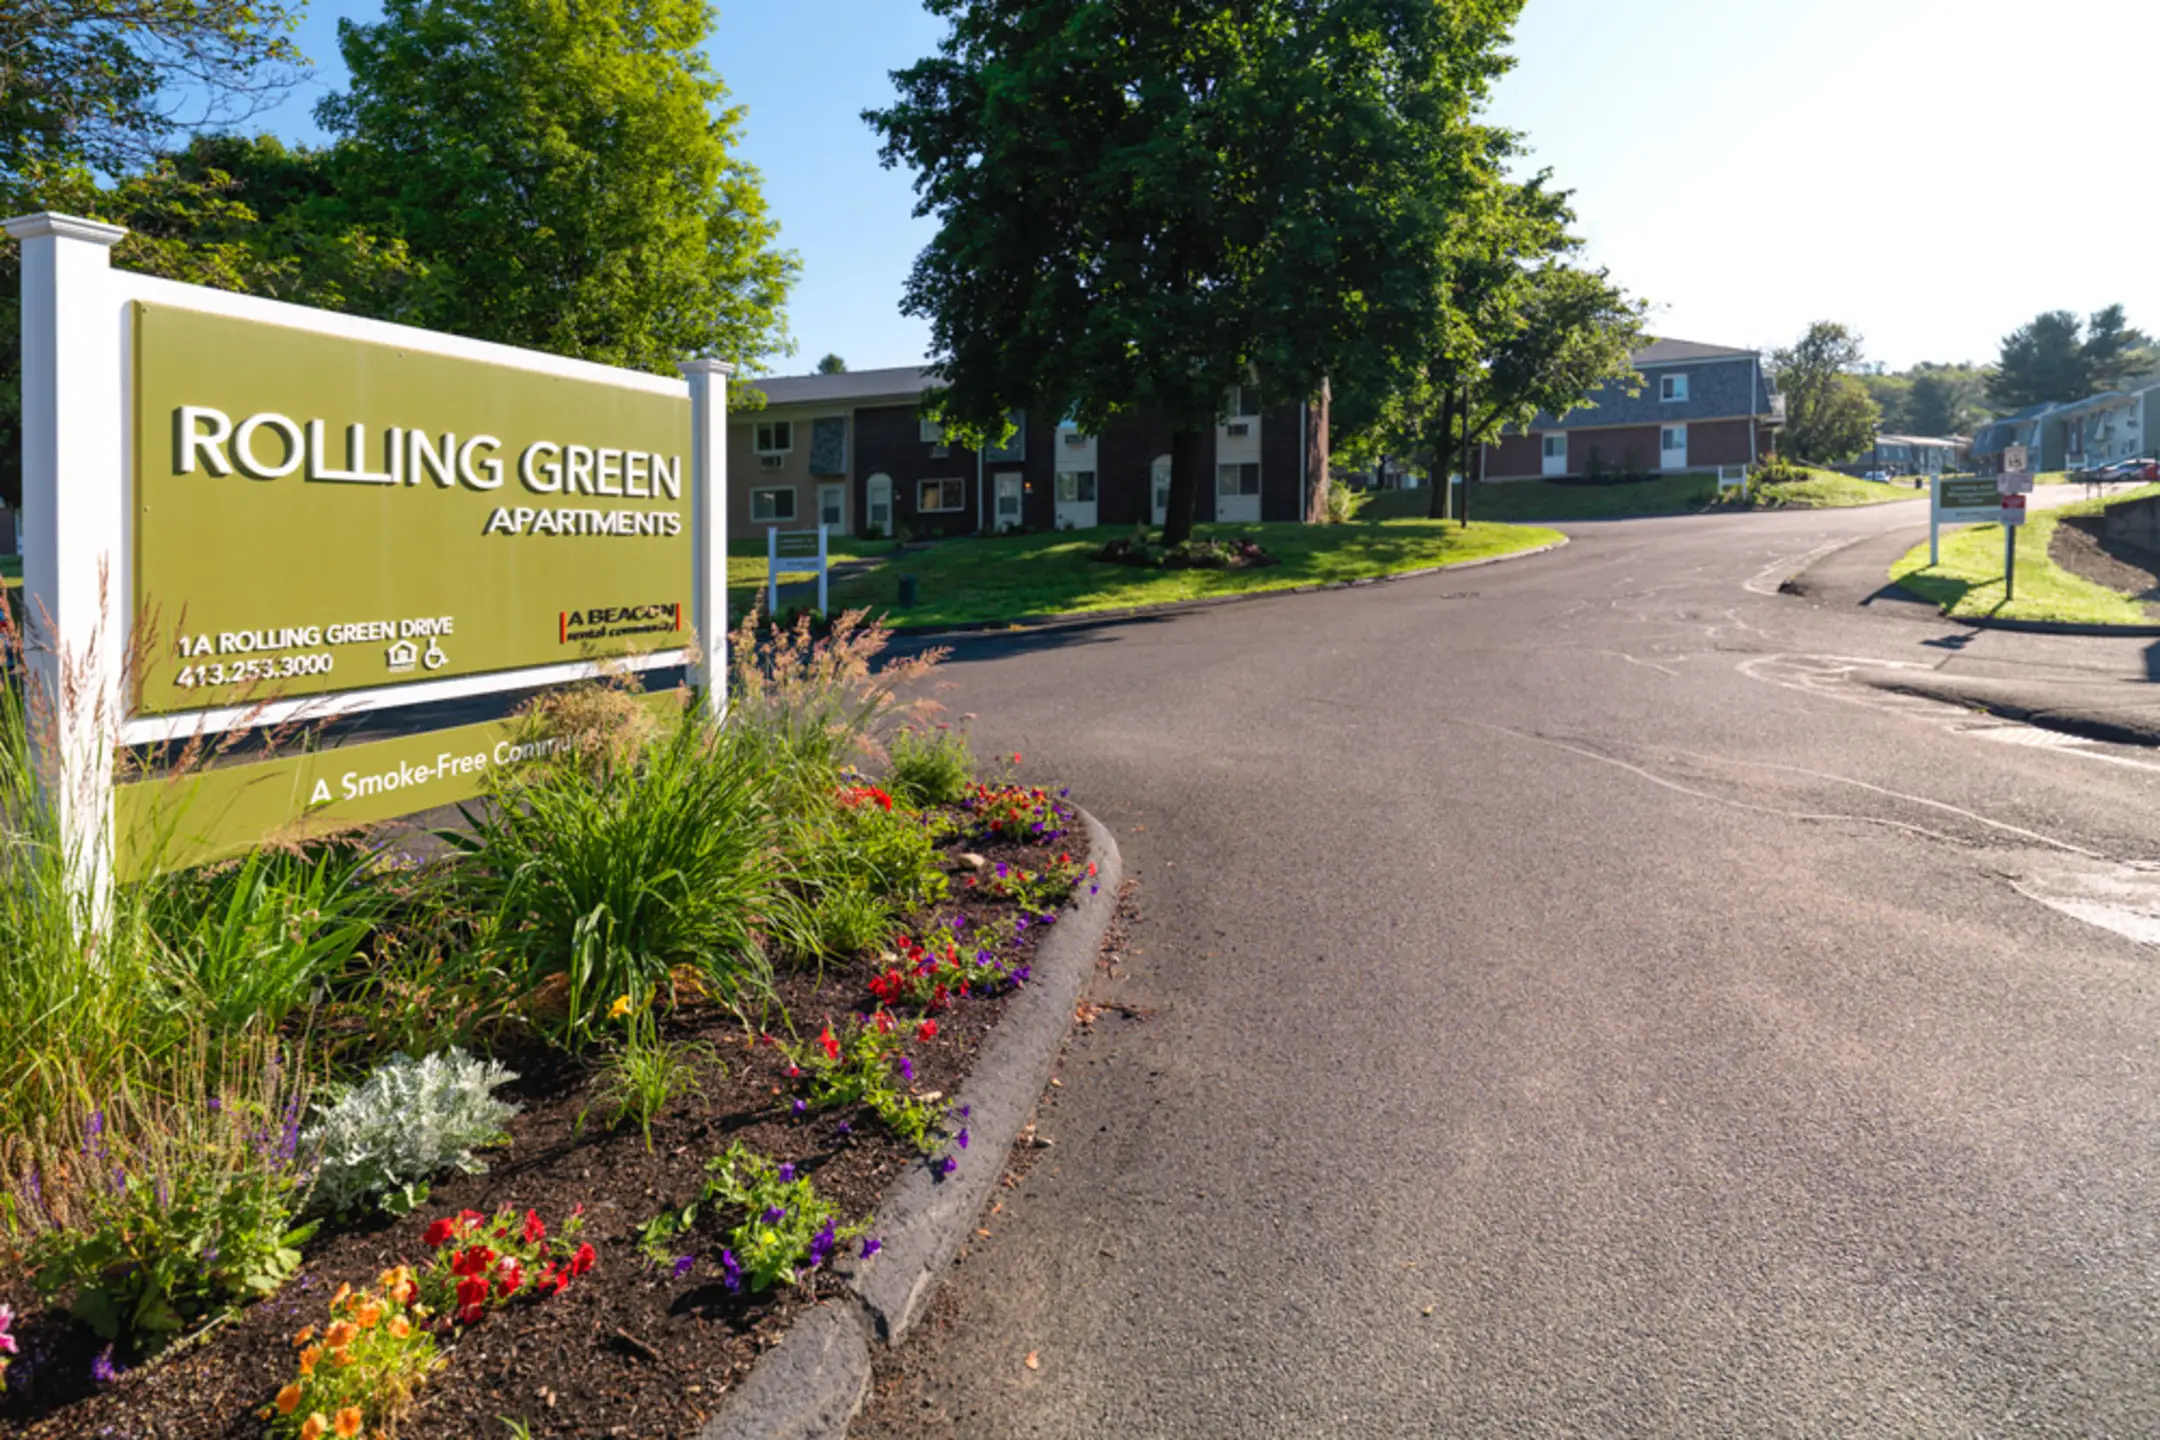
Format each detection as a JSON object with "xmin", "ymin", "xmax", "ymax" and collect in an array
[
  {"xmin": 2097, "ymin": 457, "xmax": 2159, "ymax": 482},
  {"xmin": 1862, "ymin": 469, "xmax": 1893, "ymax": 483}
]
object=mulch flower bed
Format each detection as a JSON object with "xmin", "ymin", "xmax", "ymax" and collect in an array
[
  {"xmin": 1091, "ymin": 535, "xmax": 1279, "ymax": 571},
  {"xmin": 0, "ymin": 795, "xmax": 1095, "ymax": 1439}
]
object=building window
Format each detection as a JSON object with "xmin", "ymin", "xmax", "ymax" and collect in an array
[
  {"xmin": 1056, "ymin": 469, "xmax": 1098, "ymax": 502},
  {"xmin": 755, "ymin": 420, "xmax": 792, "ymax": 454},
  {"xmin": 919, "ymin": 417, "xmax": 945, "ymax": 445},
  {"xmin": 1542, "ymin": 435, "xmax": 1567, "ymax": 460},
  {"xmin": 819, "ymin": 484, "xmax": 844, "ymax": 527},
  {"xmin": 1660, "ymin": 426, "xmax": 1686, "ymax": 452},
  {"xmin": 1226, "ymin": 385, "xmax": 1261, "ymax": 418},
  {"xmin": 750, "ymin": 486, "xmax": 796, "ymax": 522},
  {"xmin": 918, "ymin": 477, "xmax": 965, "ymax": 512},
  {"xmin": 1659, "ymin": 374, "xmax": 1689, "ymax": 403},
  {"xmin": 1217, "ymin": 462, "xmax": 1260, "ymax": 496}
]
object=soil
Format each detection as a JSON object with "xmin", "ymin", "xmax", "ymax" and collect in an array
[
  {"xmin": 2050, "ymin": 515, "xmax": 2160, "ymax": 619},
  {"xmin": 0, "ymin": 816, "xmax": 1092, "ymax": 1440}
]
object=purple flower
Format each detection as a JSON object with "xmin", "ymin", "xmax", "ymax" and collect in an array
[
  {"xmin": 0, "ymin": 1302, "xmax": 17, "ymax": 1357},
  {"xmin": 897, "ymin": 1057, "xmax": 915, "ymax": 1083},
  {"xmin": 958, "ymin": 1105, "xmax": 971, "ymax": 1118},
  {"xmin": 672, "ymin": 1255, "xmax": 696, "ymax": 1279},
  {"xmin": 956, "ymin": 1128, "xmax": 970, "ymax": 1150},
  {"xmin": 90, "ymin": 1345, "xmax": 119, "ymax": 1385},
  {"xmin": 1058, "ymin": 787, "xmax": 1070, "ymax": 798},
  {"xmin": 808, "ymin": 1219, "xmax": 837, "ymax": 1268},
  {"xmin": 859, "ymin": 1236, "xmax": 882, "ymax": 1260},
  {"xmin": 1089, "ymin": 884, "xmax": 1099, "ymax": 895},
  {"xmin": 720, "ymin": 1249, "xmax": 743, "ymax": 1292},
  {"xmin": 939, "ymin": 1156, "xmax": 958, "ymax": 1175},
  {"xmin": 762, "ymin": 1206, "xmax": 788, "ymax": 1225},
  {"xmin": 1013, "ymin": 966, "xmax": 1031, "ymax": 983},
  {"xmin": 835, "ymin": 1121, "xmax": 853, "ymax": 1137},
  {"xmin": 777, "ymin": 1163, "xmax": 795, "ymax": 1182},
  {"xmin": 792, "ymin": 1099, "xmax": 808, "ymax": 1116},
  {"xmin": 1016, "ymin": 917, "xmax": 1029, "ymax": 932},
  {"xmin": 996, "ymin": 863, "xmax": 1009, "ymax": 879}
]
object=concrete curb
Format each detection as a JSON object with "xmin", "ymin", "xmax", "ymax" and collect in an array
[
  {"xmin": 697, "ymin": 807, "xmax": 1125, "ymax": 1440},
  {"xmin": 1918, "ymin": 614, "xmax": 2160, "ymax": 639},
  {"xmin": 1859, "ymin": 676, "xmax": 2160, "ymax": 751},
  {"xmin": 878, "ymin": 536, "xmax": 1570, "ymax": 641}
]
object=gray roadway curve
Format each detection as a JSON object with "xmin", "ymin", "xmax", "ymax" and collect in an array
[{"xmin": 852, "ymin": 495, "xmax": 2160, "ymax": 1439}]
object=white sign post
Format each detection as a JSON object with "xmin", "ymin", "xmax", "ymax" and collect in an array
[
  {"xmin": 1998, "ymin": 470, "xmax": 2033, "ymax": 602},
  {"xmin": 767, "ymin": 524, "xmax": 830, "ymax": 616}
]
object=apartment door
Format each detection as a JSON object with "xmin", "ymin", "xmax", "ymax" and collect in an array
[
  {"xmin": 865, "ymin": 474, "xmax": 892, "ymax": 538},
  {"xmin": 818, "ymin": 483, "xmax": 845, "ymax": 533},
  {"xmin": 1660, "ymin": 424, "xmax": 1689, "ymax": 473},
  {"xmin": 1541, "ymin": 433, "xmax": 1568, "ymax": 478},
  {"xmin": 994, "ymin": 472, "xmax": 1024, "ymax": 532}
]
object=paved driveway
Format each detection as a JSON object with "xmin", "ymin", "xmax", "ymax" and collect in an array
[{"xmin": 854, "ymin": 497, "xmax": 2160, "ymax": 1438}]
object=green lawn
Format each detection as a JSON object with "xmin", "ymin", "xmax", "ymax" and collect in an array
[
  {"xmin": 820, "ymin": 519, "xmax": 1561, "ymax": 628},
  {"xmin": 1889, "ymin": 483, "xmax": 2160, "ymax": 626},
  {"xmin": 1360, "ymin": 468, "xmax": 1917, "ymax": 524}
]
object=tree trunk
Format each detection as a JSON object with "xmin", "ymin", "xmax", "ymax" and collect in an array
[
  {"xmin": 1458, "ymin": 386, "xmax": 1474, "ymax": 529},
  {"xmin": 1302, "ymin": 377, "xmax": 1333, "ymax": 524},
  {"xmin": 1161, "ymin": 427, "xmax": 1204, "ymax": 546},
  {"xmin": 1427, "ymin": 390, "xmax": 1456, "ymax": 520}
]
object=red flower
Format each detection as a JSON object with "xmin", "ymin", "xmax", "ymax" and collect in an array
[
  {"xmin": 873, "ymin": 1010, "xmax": 893, "ymax": 1034},
  {"xmin": 916, "ymin": 1019, "xmax": 939, "ymax": 1041},
  {"xmin": 451, "ymin": 1245, "xmax": 495, "ymax": 1278},
  {"xmin": 496, "ymin": 1259, "xmax": 524, "ymax": 1297},
  {"xmin": 522, "ymin": 1209, "xmax": 546, "ymax": 1244},
  {"xmin": 423, "ymin": 1217, "xmax": 459, "ymax": 1249},
  {"xmin": 534, "ymin": 1263, "xmax": 569, "ymax": 1296},
  {"xmin": 458, "ymin": 1301, "xmax": 486, "ymax": 1325},
  {"xmin": 455, "ymin": 1274, "xmax": 489, "ymax": 1318},
  {"xmin": 819, "ymin": 1025, "xmax": 840, "ymax": 1063},
  {"xmin": 568, "ymin": 1243, "xmax": 597, "ymax": 1279},
  {"xmin": 458, "ymin": 1208, "xmax": 486, "ymax": 1227}
]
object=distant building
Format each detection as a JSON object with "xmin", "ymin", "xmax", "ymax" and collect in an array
[
  {"xmin": 730, "ymin": 367, "xmax": 1323, "ymax": 537},
  {"xmin": 1863, "ymin": 434, "xmax": 1966, "ymax": 477},
  {"xmin": 1969, "ymin": 403, "xmax": 2063, "ymax": 475},
  {"xmin": 1482, "ymin": 338, "xmax": 1785, "ymax": 480}
]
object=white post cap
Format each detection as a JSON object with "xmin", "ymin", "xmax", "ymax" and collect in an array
[
  {"xmin": 3, "ymin": 212, "xmax": 127, "ymax": 245},
  {"xmin": 680, "ymin": 357, "xmax": 737, "ymax": 377}
]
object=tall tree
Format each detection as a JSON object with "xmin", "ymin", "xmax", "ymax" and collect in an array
[
  {"xmin": 1330, "ymin": 156, "xmax": 1642, "ymax": 519},
  {"xmin": 1773, "ymin": 321, "xmax": 1878, "ymax": 462},
  {"xmin": 869, "ymin": 0, "xmax": 1524, "ymax": 545},
  {"xmin": 1988, "ymin": 306, "xmax": 2152, "ymax": 411},
  {"xmin": 319, "ymin": 0, "xmax": 797, "ymax": 377},
  {"xmin": 1905, "ymin": 363, "xmax": 1988, "ymax": 437},
  {"xmin": 817, "ymin": 353, "xmax": 848, "ymax": 374},
  {"xmin": 1860, "ymin": 372, "xmax": 1912, "ymax": 433}
]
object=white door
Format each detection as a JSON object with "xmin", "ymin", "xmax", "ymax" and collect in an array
[
  {"xmin": 994, "ymin": 472, "xmax": 1024, "ymax": 532},
  {"xmin": 865, "ymin": 474, "xmax": 892, "ymax": 538},
  {"xmin": 1660, "ymin": 425, "xmax": 1688, "ymax": 473},
  {"xmin": 818, "ymin": 483, "xmax": 845, "ymax": 533},
  {"xmin": 1055, "ymin": 469, "xmax": 1099, "ymax": 530},
  {"xmin": 1151, "ymin": 455, "xmax": 1172, "ymax": 525},
  {"xmin": 1216, "ymin": 462, "xmax": 1261, "ymax": 524},
  {"xmin": 1541, "ymin": 433, "xmax": 1568, "ymax": 478}
]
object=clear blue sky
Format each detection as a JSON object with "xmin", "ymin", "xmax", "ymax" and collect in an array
[{"xmin": 250, "ymin": 0, "xmax": 2158, "ymax": 376}]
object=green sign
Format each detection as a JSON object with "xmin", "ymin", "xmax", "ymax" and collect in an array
[
  {"xmin": 132, "ymin": 302, "xmax": 694, "ymax": 715},
  {"xmin": 116, "ymin": 690, "xmax": 683, "ymax": 877},
  {"xmin": 1937, "ymin": 477, "xmax": 2000, "ymax": 519}
]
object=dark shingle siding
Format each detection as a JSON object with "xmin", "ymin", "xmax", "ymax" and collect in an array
[{"xmin": 1536, "ymin": 355, "xmax": 1766, "ymax": 430}]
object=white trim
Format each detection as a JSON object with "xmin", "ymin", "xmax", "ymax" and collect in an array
[
  {"xmin": 4, "ymin": 212, "xmax": 129, "ymax": 245},
  {"xmin": 1659, "ymin": 373, "xmax": 1690, "ymax": 403},
  {"xmin": 107, "ymin": 269, "xmax": 687, "ymax": 397},
  {"xmin": 120, "ymin": 649, "xmax": 690, "ymax": 746},
  {"xmin": 682, "ymin": 357, "xmax": 732, "ymax": 717}
]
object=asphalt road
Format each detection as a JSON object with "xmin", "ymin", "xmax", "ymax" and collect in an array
[{"xmin": 851, "ymin": 493, "xmax": 2160, "ymax": 1439}]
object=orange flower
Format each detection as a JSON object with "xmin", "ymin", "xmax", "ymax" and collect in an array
[
  {"xmin": 388, "ymin": 1315, "xmax": 412, "ymax": 1340},
  {"xmin": 324, "ymin": 1320, "xmax": 359, "ymax": 1348},
  {"xmin": 300, "ymin": 1415, "xmax": 330, "ymax": 1440},
  {"xmin": 330, "ymin": 1283, "xmax": 352, "ymax": 1308},
  {"xmin": 275, "ymin": 1382, "xmax": 304, "ymax": 1415},
  {"xmin": 297, "ymin": 1345, "xmax": 322, "ymax": 1377},
  {"xmin": 334, "ymin": 1407, "xmax": 365, "ymax": 1438},
  {"xmin": 294, "ymin": 1325, "xmax": 317, "ymax": 1347},
  {"xmin": 332, "ymin": 1346, "xmax": 355, "ymax": 1367},
  {"xmin": 354, "ymin": 1300, "xmax": 383, "ymax": 1329}
]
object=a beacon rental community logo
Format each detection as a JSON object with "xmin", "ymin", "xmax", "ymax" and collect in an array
[{"xmin": 559, "ymin": 601, "xmax": 684, "ymax": 645}]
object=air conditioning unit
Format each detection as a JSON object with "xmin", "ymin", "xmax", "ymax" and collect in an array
[
  {"xmin": 929, "ymin": 445, "xmax": 949, "ymax": 459},
  {"xmin": 1225, "ymin": 422, "xmax": 1251, "ymax": 438},
  {"xmin": 1062, "ymin": 432, "xmax": 1089, "ymax": 449},
  {"xmin": 759, "ymin": 454, "xmax": 785, "ymax": 470}
]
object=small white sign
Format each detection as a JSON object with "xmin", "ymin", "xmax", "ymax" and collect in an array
[
  {"xmin": 1998, "ymin": 472, "xmax": 2035, "ymax": 496},
  {"xmin": 2000, "ymin": 493, "xmax": 2029, "ymax": 527},
  {"xmin": 2004, "ymin": 444, "xmax": 2030, "ymax": 473}
]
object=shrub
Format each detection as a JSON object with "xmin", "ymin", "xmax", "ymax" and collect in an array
[
  {"xmin": 1748, "ymin": 453, "xmax": 1812, "ymax": 486},
  {"xmin": 1322, "ymin": 482, "xmax": 1371, "ymax": 524},
  {"xmin": 305, "ymin": 1049, "xmax": 519, "ymax": 1217},
  {"xmin": 887, "ymin": 725, "xmax": 974, "ymax": 807},
  {"xmin": 785, "ymin": 1016, "xmax": 944, "ymax": 1152},
  {"xmin": 12, "ymin": 1035, "xmax": 318, "ymax": 1350},
  {"xmin": 262, "ymin": 1268, "xmax": 441, "ymax": 1439},
  {"xmin": 1091, "ymin": 535, "xmax": 1277, "ymax": 570},
  {"xmin": 446, "ymin": 709, "xmax": 775, "ymax": 1049},
  {"xmin": 636, "ymin": 1141, "xmax": 866, "ymax": 1294}
]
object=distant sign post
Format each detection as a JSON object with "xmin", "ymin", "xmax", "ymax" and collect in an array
[
  {"xmin": 1931, "ymin": 475, "xmax": 2001, "ymax": 565},
  {"xmin": 1999, "ymin": 469, "xmax": 2033, "ymax": 601},
  {"xmin": 768, "ymin": 525, "xmax": 830, "ymax": 615}
]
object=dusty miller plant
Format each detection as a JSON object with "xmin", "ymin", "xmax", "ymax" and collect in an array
[{"xmin": 305, "ymin": 1049, "xmax": 518, "ymax": 1216}]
